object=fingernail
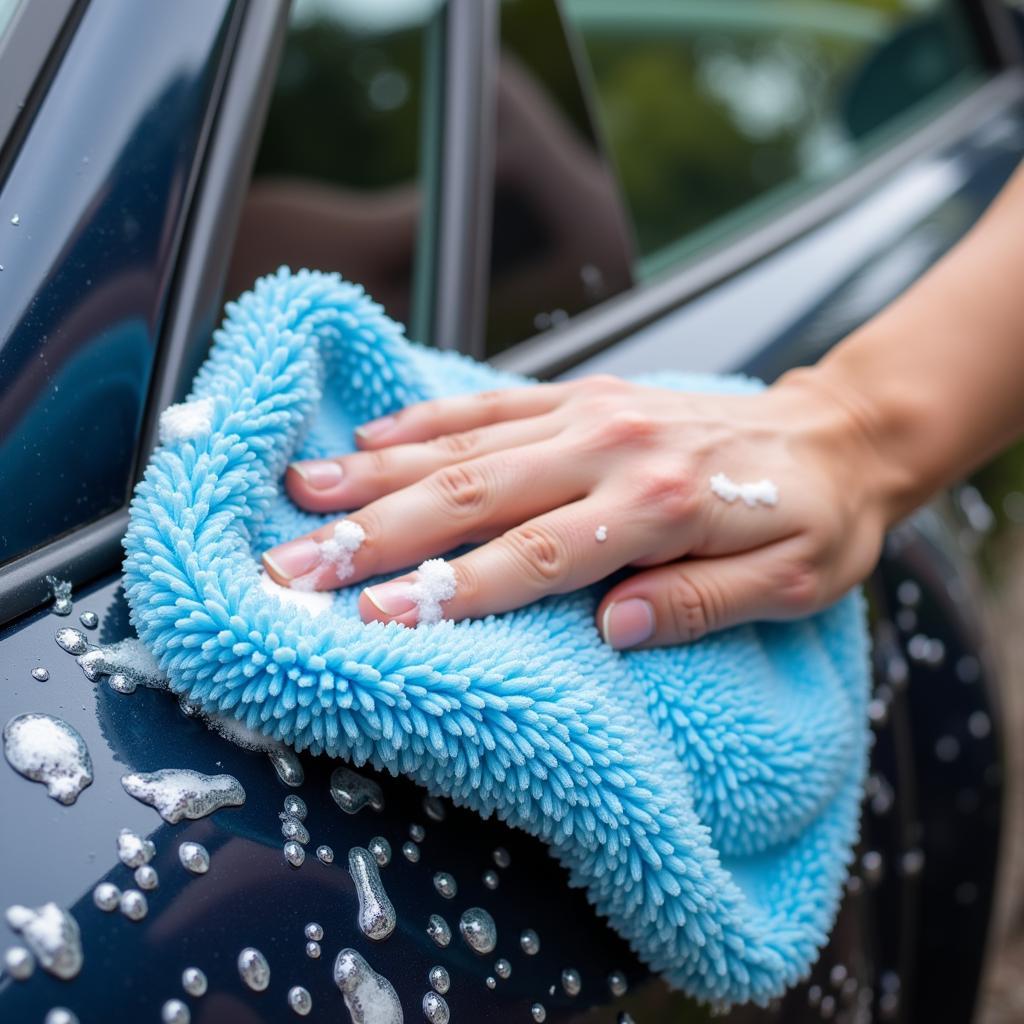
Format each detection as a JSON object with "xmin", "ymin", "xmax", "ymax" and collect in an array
[
  {"xmin": 363, "ymin": 580, "xmax": 417, "ymax": 618},
  {"xmin": 601, "ymin": 598, "xmax": 655, "ymax": 649},
  {"xmin": 263, "ymin": 538, "xmax": 322, "ymax": 582},
  {"xmin": 355, "ymin": 415, "xmax": 396, "ymax": 442},
  {"xmin": 290, "ymin": 459, "xmax": 344, "ymax": 490}
]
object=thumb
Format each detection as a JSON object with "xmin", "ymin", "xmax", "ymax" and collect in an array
[{"xmin": 597, "ymin": 544, "xmax": 818, "ymax": 649}]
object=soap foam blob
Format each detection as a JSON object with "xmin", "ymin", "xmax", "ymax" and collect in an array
[
  {"xmin": 284, "ymin": 840, "xmax": 305, "ymax": 867},
  {"xmin": 117, "ymin": 828, "xmax": 155, "ymax": 868},
  {"xmin": 4, "ymin": 945, "xmax": 35, "ymax": 980},
  {"xmin": 407, "ymin": 558, "xmax": 457, "ymax": 625},
  {"xmin": 159, "ymin": 396, "xmax": 215, "ymax": 445},
  {"xmin": 333, "ymin": 948, "xmax": 403, "ymax": 1024},
  {"xmin": 595, "ymin": 524, "xmax": 608, "ymax": 543},
  {"xmin": 134, "ymin": 865, "xmax": 158, "ymax": 890},
  {"xmin": 178, "ymin": 841, "xmax": 210, "ymax": 874},
  {"xmin": 121, "ymin": 768, "xmax": 245, "ymax": 823},
  {"xmin": 79, "ymin": 611, "xmax": 98, "ymax": 629},
  {"xmin": 46, "ymin": 576, "xmax": 73, "ymax": 616},
  {"xmin": 3, "ymin": 713, "xmax": 93, "ymax": 805},
  {"xmin": 260, "ymin": 571, "xmax": 333, "ymax": 615},
  {"xmin": 422, "ymin": 991, "xmax": 450, "ymax": 1024},
  {"xmin": 429, "ymin": 965, "xmax": 450, "ymax": 994},
  {"xmin": 709, "ymin": 472, "xmax": 779, "ymax": 508},
  {"xmin": 31, "ymin": 667, "xmax": 49, "ymax": 682},
  {"xmin": 459, "ymin": 907, "xmax": 497, "ymax": 955},
  {"xmin": 5, "ymin": 903, "xmax": 82, "ymax": 979},
  {"xmin": 288, "ymin": 985, "xmax": 313, "ymax": 1016},
  {"xmin": 432, "ymin": 872, "xmax": 457, "ymax": 899},
  {"xmin": 55, "ymin": 628, "xmax": 90, "ymax": 656},
  {"xmin": 238, "ymin": 947, "xmax": 270, "ymax": 991},
  {"xmin": 426, "ymin": 914, "xmax": 451, "ymax": 947},
  {"xmin": 161, "ymin": 999, "xmax": 190, "ymax": 1024},
  {"xmin": 92, "ymin": 883, "xmax": 120, "ymax": 912},
  {"xmin": 316, "ymin": 519, "xmax": 366, "ymax": 583},
  {"xmin": 77, "ymin": 638, "xmax": 166, "ymax": 691},
  {"xmin": 285, "ymin": 795, "xmax": 307, "ymax": 820},
  {"xmin": 182, "ymin": 966, "xmax": 207, "ymax": 997},
  {"xmin": 119, "ymin": 890, "xmax": 147, "ymax": 921},
  {"xmin": 348, "ymin": 847, "xmax": 397, "ymax": 941},
  {"xmin": 331, "ymin": 765, "xmax": 384, "ymax": 814},
  {"xmin": 200, "ymin": 710, "xmax": 305, "ymax": 786},
  {"xmin": 368, "ymin": 836, "xmax": 391, "ymax": 867}
]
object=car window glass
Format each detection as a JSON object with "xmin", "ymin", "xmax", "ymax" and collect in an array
[
  {"xmin": 225, "ymin": 0, "xmax": 445, "ymax": 340},
  {"xmin": 483, "ymin": 0, "xmax": 634, "ymax": 357},
  {"xmin": 563, "ymin": 0, "xmax": 987, "ymax": 280}
]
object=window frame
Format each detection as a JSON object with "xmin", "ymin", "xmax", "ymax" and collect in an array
[{"xmin": 479, "ymin": 0, "xmax": 1023, "ymax": 378}]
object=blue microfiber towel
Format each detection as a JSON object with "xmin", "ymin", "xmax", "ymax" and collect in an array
[{"xmin": 123, "ymin": 268, "xmax": 870, "ymax": 1006}]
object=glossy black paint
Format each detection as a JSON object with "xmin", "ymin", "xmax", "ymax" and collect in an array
[{"xmin": 0, "ymin": 0, "xmax": 235, "ymax": 565}]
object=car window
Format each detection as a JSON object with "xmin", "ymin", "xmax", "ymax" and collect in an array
[
  {"xmin": 225, "ymin": 0, "xmax": 445, "ymax": 340},
  {"xmin": 562, "ymin": 0, "xmax": 987, "ymax": 280},
  {"xmin": 483, "ymin": 0, "xmax": 635, "ymax": 358}
]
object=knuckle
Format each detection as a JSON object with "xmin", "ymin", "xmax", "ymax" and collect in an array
[
  {"xmin": 637, "ymin": 470, "xmax": 696, "ymax": 521},
  {"xmin": 578, "ymin": 373, "xmax": 628, "ymax": 395},
  {"xmin": 431, "ymin": 463, "xmax": 488, "ymax": 517},
  {"xmin": 364, "ymin": 448, "xmax": 393, "ymax": 479},
  {"xmin": 430, "ymin": 430, "xmax": 480, "ymax": 457},
  {"xmin": 666, "ymin": 573, "xmax": 715, "ymax": 642},
  {"xmin": 778, "ymin": 558, "xmax": 821, "ymax": 614},
  {"xmin": 504, "ymin": 525, "xmax": 568, "ymax": 587},
  {"xmin": 599, "ymin": 410, "xmax": 660, "ymax": 448}
]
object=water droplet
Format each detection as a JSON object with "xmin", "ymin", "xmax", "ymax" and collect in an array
[
  {"xmin": 304, "ymin": 922, "xmax": 323, "ymax": 941},
  {"xmin": 493, "ymin": 847, "xmax": 511, "ymax": 868},
  {"xmin": 284, "ymin": 795, "xmax": 307, "ymax": 820},
  {"xmin": 46, "ymin": 576, "xmax": 73, "ymax": 616},
  {"xmin": 561, "ymin": 967, "xmax": 581, "ymax": 995},
  {"xmin": 495, "ymin": 958, "xmax": 511, "ymax": 980},
  {"xmin": 3, "ymin": 713, "xmax": 93, "ymax": 805},
  {"xmin": 288, "ymin": 985, "xmax": 313, "ymax": 1016},
  {"xmin": 485, "ymin": 976, "xmax": 496, "ymax": 990},
  {"xmin": 182, "ymin": 966, "xmax": 207, "ymax": 997},
  {"xmin": 429, "ymin": 965, "xmax": 450, "ymax": 994},
  {"xmin": 334, "ymin": 948, "xmax": 402, "ymax": 1024},
  {"xmin": 79, "ymin": 611, "xmax": 98, "ymax": 629},
  {"xmin": 119, "ymin": 890, "xmax": 147, "ymax": 921},
  {"xmin": 861, "ymin": 851, "xmax": 884, "ymax": 886},
  {"xmin": 317, "ymin": 844, "xmax": 334, "ymax": 864},
  {"xmin": 423, "ymin": 795, "xmax": 446, "ymax": 821},
  {"xmin": 44, "ymin": 1010, "xmax": 78, "ymax": 1024},
  {"xmin": 305, "ymin": 941, "xmax": 321, "ymax": 958},
  {"xmin": 459, "ymin": 907, "xmax": 497, "ymax": 955},
  {"xmin": 284, "ymin": 841, "xmax": 305, "ymax": 867},
  {"xmin": 520, "ymin": 928, "xmax": 540, "ymax": 955},
  {"xmin": 161, "ymin": 999, "xmax": 190, "ymax": 1024},
  {"xmin": 117, "ymin": 828, "xmax": 155, "ymax": 868},
  {"xmin": 531, "ymin": 1003, "xmax": 547, "ymax": 1022},
  {"xmin": 268, "ymin": 748, "xmax": 304, "ymax": 787},
  {"xmin": 900, "ymin": 849, "xmax": 925, "ymax": 877},
  {"xmin": 608, "ymin": 969, "xmax": 628, "ymax": 996},
  {"xmin": 178, "ymin": 840, "xmax": 210, "ymax": 874},
  {"xmin": 330, "ymin": 765, "xmax": 383, "ymax": 814},
  {"xmin": 369, "ymin": 836, "xmax": 391, "ymax": 866},
  {"xmin": 238, "ymin": 947, "xmax": 270, "ymax": 991},
  {"xmin": 968, "ymin": 711, "xmax": 991, "ymax": 739},
  {"xmin": 3, "ymin": 945, "xmax": 35, "ymax": 980},
  {"xmin": 821, "ymin": 994, "xmax": 836, "ymax": 1018},
  {"xmin": 135, "ymin": 865, "xmax": 158, "ymax": 890},
  {"xmin": 482, "ymin": 869, "xmax": 499, "ymax": 890},
  {"xmin": 410, "ymin": 823, "xmax": 426, "ymax": 842},
  {"xmin": 108, "ymin": 673, "xmax": 136, "ymax": 694},
  {"xmin": 427, "ymin": 914, "xmax": 451, "ymax": 947},
  {"xmin": 55, "ymin": 627, "xmax": 90, "ymax": 655},
  {"xmin": 433, "ymin": 872, "xmax": 457, "ymax": 899},
  {"xmin": 121, "ymin": 768, "xmax": 245, "ymax": 823},
  {"xmin": 93, "ymin": 883, "xmax": 120, "ymax": 911},
  {"xmin": 10, "ymin": 214, "xmax": 19, "ymax": 226},
  {"xmin": 348, "ymin": 846, "xmax": 396, "ymax": 941},
  {"xmin": 402, "ymin": 841, "xmax": 420, "ymax": 863},
  {"xmin": 280, "ymin": 814, "xmax": 310, "ymax": 844},
  {"xmin": 31, "ymin": 667, "xmax": 49, "ymax": 682},
  {"xmin": 830, "ymin": 964, "xmax": 848, "ymax": 987},
  {"xmin": 423, "ymin": 991, "xmax": 451, "ymax": 1023}
]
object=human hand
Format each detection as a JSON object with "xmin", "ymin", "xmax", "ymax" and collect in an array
[{"xmin": 262, "ymin": 372, "xmax": 892, "ymax": 648}]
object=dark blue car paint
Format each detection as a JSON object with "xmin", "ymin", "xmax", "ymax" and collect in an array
[{"xmin": 0, "ymin": 1, "xmax": 1019, "ymax": 1022}]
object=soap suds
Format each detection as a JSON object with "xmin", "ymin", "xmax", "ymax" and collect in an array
[
  {"xmin": 2, "ymin": 714, "xmax": 93, "ymax": 805},
  {"xmin": 709, "ymin": 472, "xmax": 779, "ymax": 508},
  {"xmin": 409, "ymin": 559, "xmax": 457, "ymax": 625},
  {"xmin": 595, "ymin": 525, "xmax": 608, "ymax": 543},
  {"xmin": 159, "ymin": 397, "xmax": 215, "ymax": 445},
  {"xmin": 259, "ymin": 571, "xmax": 332, "ymax": 614},
  {"xmin": 290, "ymin": 519, "xmax": 365, "ymax": 590}
]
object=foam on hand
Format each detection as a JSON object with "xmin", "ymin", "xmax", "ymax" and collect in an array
[
  {"xmin": 318, "ymin": 520, "xmax": 365, "ymax": 581},
  {"xmin": 409, "ymin": 559, "xmax": 457, "ymax": 625},
  {"xmin": 709, "ymin": 472, "xmax": 779, "ymax": 508},
  {"xmin": 158, "ymin": 397, "xmax": 215, "ymax": 445}
]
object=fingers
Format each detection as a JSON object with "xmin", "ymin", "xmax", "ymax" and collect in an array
[
  {"xmin": 597, "ymin": 539, "xmax": 821, "ymax": 649},
  {"xmin": 355, "ymin": 383, "xmax": 570, "ymax": 448},
  {"xmin": 358, "ymin": 502, "xmax": 638, "ymax": 626},
  {"xmin": 263, "ymin": 440, "xmax": 591, "ymax": 590},
  {"xmin": 287, "ymin": 414, "xmax": 562, "ymax": 513}
]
